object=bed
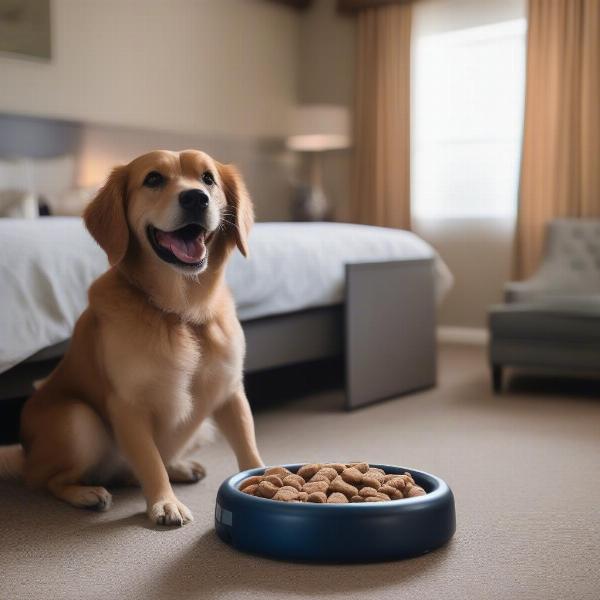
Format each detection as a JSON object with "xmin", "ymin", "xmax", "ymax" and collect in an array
[{"xmin": 0, "ymin": 218, "xmax": 452, "ymax": 408}]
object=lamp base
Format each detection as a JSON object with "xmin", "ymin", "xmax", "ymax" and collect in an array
[{"xmin": 292, "ymin": 183, "xmax": 331, "ymax": 222}]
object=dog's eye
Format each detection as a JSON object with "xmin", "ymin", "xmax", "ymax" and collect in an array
[
  {"xmin": 143, "ymin": 171, "xmax": 165, "ymax": 188},
  {"xmin": 201, "ymin": 171, "xmax": 214, "ymax": 186}
]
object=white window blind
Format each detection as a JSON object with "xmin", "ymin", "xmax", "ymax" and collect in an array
[{"xmin": 411, "ymin": 2, "xmax": 527, "ymax": 220}]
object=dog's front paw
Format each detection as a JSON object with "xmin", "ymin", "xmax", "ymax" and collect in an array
[
  {"xmin": 167, "ymin": 459, "xmax": 206, "ymax": 484},
  {"xmin": 148, "ymin": 499, "xmax": 193, "ymax": 527}
]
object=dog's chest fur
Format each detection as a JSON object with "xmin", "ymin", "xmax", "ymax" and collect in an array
[
  {"xmin": 148, "ymin": 312, "xmax": 244, "ymax": 427},
  {"xmin": 98, "ymin": 284, "xmax": 244, "ymax": 430},
  {"xmin": 188, "ymin": 314, "xmax": 245, "ymax": 412}
]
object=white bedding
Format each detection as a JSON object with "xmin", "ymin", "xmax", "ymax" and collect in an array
[{"xmin": 0, "ymin": 219, "xmax": 452, "ymax": 373}]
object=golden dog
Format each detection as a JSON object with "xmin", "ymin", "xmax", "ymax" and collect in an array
[{"xmin": 0, "ymin": 150, "xmax": 263, "ymax": 526}]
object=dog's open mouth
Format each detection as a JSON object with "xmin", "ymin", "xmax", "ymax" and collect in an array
[{"xmin": 147, "ymin": 223, "xmax": 213, "ymax": 268}]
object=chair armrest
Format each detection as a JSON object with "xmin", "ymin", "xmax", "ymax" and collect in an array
[
  {"xmin": 504, "ymin": 280, "xmax": 543, "ymax": 303},
  {"xmin": 504, "ymin": 278, "xmax": 599, "ymax": 303}
]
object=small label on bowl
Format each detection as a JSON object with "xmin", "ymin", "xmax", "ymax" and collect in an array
[{"xmin": 215, "ymin": 502, "xmax": 233, "ymax": 526}]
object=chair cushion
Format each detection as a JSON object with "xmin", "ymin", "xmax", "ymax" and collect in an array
[{"xmin": 489, "ymin": 301, "xmax": 600, "ymax": 342}]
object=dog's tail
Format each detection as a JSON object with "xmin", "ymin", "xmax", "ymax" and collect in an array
[{"xmin": 0, "ymin": 444, "xmax": 24, "ymax": 479}]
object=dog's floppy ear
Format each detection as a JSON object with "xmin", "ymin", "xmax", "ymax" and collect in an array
[
  {"xmin": 218, "ymin": 163, "xmax": 254, "ymax": 258},
  {"xmin": 84, "ymin": 166, "xmax": 129, "ymax": 266}
]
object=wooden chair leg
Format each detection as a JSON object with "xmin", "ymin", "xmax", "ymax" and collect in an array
[{"xmin": 492, "ymin": 364, "xmax": 503, "ymax": 393}]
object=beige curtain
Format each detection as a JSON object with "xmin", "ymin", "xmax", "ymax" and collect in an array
[
  {"xmin": 515, "ymin": 0, "xmax": 600, "ymax": 278},
  {"xmin": 350, "ymin": 2, "xmax": 412, "ymax": 229}
]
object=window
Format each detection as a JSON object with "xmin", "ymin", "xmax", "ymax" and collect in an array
[{"xmin": 411, "ymin": 18, "xmax": 527, "ymax": 220}]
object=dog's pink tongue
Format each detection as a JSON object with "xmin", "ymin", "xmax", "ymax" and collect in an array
[{"xmin": 155, "ymin": 230, "xmax": 206, "ymax": 263}]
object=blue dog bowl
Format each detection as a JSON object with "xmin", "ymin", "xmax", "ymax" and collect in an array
[{"xmin": 215, "ymin": 464, "xmax": 455, "ymax": 563}]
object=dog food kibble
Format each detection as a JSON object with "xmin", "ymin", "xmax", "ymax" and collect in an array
[
  {"xmin": 239, "ymin": 476, "xmax": 262, "ymax": 490},
  {"xmin": 257, "ymin": 480, "xmax": 280, "ymax": 499},
  {"xmin": 328, "ymin": 476, "xmax": 358, "ymax": 498},
  {"xmin": 310, "ymin": 467, "xmax": 338, "ymax": 482},
  {"xmin": 238, "ymin": 464, "xmax": 426, "ymax": 503},
  {"xmin": 327, "ymin": 492, "xmax": 349, "ymax": 504},
  {"xmin": 307, "ymin": 491, "xmax": 328, "ymax": 503},
  {"xmin": 340, "ymin": 467, "xmax": 364, "ymax": 486},
  {"xmin": 241, "ymin": 483, "xmax": 259, "ymax": 495},
  {"xmin": 282, "ymin": 474, "xmax": 304, "ymax": 490},
  {"xmin": 264, "ymin": 466, "xmax": 292, "ymax": 478},
  {"xmin": 297, "ymin": 464, "xmax": 322, "ymax": 480},
  {"xmin": 303, "ymin": 480, "xmax": 330, "ymax": 494}
]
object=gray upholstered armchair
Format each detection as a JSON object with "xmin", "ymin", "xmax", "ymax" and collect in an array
[
  {"xmin": 505, "ymin": 219, "xmax": 600, "ymax": 303},
  {"xmin": 488, "ymin": 219, "xmax": 600, "ymax": 391}
]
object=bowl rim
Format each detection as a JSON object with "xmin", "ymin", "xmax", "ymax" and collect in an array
[{"xmin": 220, "ymin": 463, "xmax": 450, "ymax": 511}]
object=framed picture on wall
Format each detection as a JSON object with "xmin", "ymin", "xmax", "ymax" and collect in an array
[{"xmin": 0, "ymin": 0, "xmax": 51, "ymax": 60}]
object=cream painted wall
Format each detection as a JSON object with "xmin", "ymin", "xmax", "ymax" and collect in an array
[
  {"xmin": 298, "ymin": 0, "xmax": 354, "ymax": 106},
  {"xmin": 412, "ymin": 0, "xmax": 526, "ymax": 35},
  {"xmin": 0, "ymin": 0, "xmax": 298, "ymax": 138},
  {"xmin": 414, "ymin": 219, "xmax": 516, "ymax": 328},
  {"xmin": 296, "ymin": 0, "xmax": 355, "ymax": 220}
]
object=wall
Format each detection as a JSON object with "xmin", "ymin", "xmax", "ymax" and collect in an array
[
  {"xmin": 296, "ymin": 0, "xmax": 355, "ymax": 220},
  {"xmin": 298, "ymin": 0, "xmax": 354, "ymax": 105},
  {"xmin": 0, "ymin": 0, "xmax": 298, "ymax": 138},
  {"xmin": 411, "ymin": 0, "xmax": 526, "ymax": 34},
  {"xmin": 415, "ymin": 219, "xmax": 516, "ymax": 328},
  {"xmin": 0, "ymin": 0, "xmax": 300, "ymax": 220}
]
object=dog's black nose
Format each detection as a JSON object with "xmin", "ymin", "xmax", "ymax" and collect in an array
[{"xmin": 179, "ymin": 189, "xmax": 209, "ymax": 212}]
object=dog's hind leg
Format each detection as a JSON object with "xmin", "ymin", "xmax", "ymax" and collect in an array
[
  {"xmin": 47, "ymin": 476, "xmax": 112, "ymax": 511},
  {"xmin": 163, "ymin": 420, "xmax": 215, "ymax": 484},
  {"xmin": 23, "ymin": 400, "xmax": 114, "ymax": 511},
  {"xmin": 166, "ymin": 459, "xmax": 206, "ymax": 484}
]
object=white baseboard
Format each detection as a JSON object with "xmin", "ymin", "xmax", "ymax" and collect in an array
[{"xmin": 437, "ymin": 326, "xmax": 488, "ymax": 346}]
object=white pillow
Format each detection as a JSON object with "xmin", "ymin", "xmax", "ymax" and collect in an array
[
  {"xmin": 0, "ymin": 190, "xmax": 39, "ymax": 219},
  {"xmin": 0, "ymin": 155, "xmax": 76, "ymax": 211},
  {"xmin": 0, "ymin": 158, "xmax": 32, "ymax": 191},
  {"xmin": 29, "ymin": 155, "xmax": 76, "ymax": 208},
  {"xmin": 50, "ymin": 186, "xmax": 99, "ymax": 216}
]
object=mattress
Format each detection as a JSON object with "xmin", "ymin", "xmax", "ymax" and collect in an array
[{"xmin": 0, "ymin": 218, "xmax": 452, "ymax": 373}]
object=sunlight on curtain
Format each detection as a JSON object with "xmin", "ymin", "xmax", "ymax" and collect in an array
[{"xmin": 412, "ymin": 15, "xmax": 526, "ymax": 220}]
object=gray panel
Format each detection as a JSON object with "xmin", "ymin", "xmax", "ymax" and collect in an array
[
  {"xmin": 0, "ymin": 113, "xmax": 81, "ymax": 158},
  {"xmin": 345, "ymin": 259, "xmax": 436, "ymax": 409},
  {"xmin": 243, "ymin": 307, "xmax": 343, "ymax": 373}
]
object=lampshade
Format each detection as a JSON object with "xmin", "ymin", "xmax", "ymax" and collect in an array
[{"xmin": 286, "ymin": 104, "xmax": 351, "ymax": 152}]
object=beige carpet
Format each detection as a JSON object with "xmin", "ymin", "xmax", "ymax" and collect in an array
[{"xmin": 1, "ymin": 344, "xmax": 599, "ymax": 600}]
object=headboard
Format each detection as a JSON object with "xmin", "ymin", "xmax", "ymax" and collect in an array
[
  {"xmin": 0, "ymin": 112, "xmax": 293, "ymax": 221},
  {"xmin": 0, "ymin": 113, "xmax": 82, "ymax": 159}
]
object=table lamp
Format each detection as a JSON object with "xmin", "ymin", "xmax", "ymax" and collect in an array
[{"xmin": 286, "ymin": 104, "xmax": 351, "ymax": 221}]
